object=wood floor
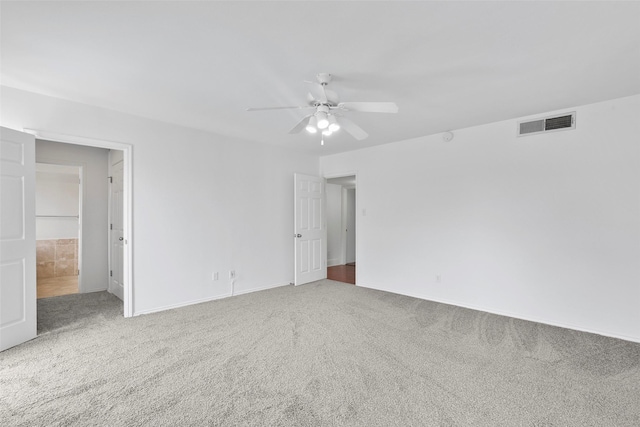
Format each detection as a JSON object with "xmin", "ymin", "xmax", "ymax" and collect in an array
[
  {"xmin": 37, "ymin": 276, "xmax": 78, "ymax": 299},
  {"xmin": 327, "ymin": 264, "xmax": 355, "ymax": 284}
]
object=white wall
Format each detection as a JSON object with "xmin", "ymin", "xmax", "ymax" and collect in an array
[
  {"xmin": 326, "ymin": 183, "xmax": 343, "ymax": 266},
  {"xmin": 36, "ymin": 140, "xmax": 109, "ymax": 292},
  {"xmin": 321, "ymin": 94, "xmax": 640, "ymax": 342},
  {"xmin": 1, "ymin": 86, "xmax": 318, "ymax": 314},
  {"xmin": 36, "ymin": 169, "xmax": 80, "ymax": 240}
]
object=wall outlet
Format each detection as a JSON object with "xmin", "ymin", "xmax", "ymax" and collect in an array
[
  {"xmin": 212, "ymin": 272, "xmax": 218, "ymax": 281},
  {"xmin": 229, "ymin": 270, "xmax": 236, "ymax": 279},
  {"xmin": 436, "ymin": 275, "xmax": 442, "ymax": 283}
]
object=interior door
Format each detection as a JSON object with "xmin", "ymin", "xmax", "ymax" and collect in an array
[
  {"xmin": 294, "ymin": 173, "xmax": 326, "ymax": 285},
  {"xmin": 1, "ymin": 127, "xmax": 36, "ymax": 351},
  {"xmin": 109, "ymin": 159, "xmax": 124, "ymax": 301},
  {"xmin": 345, "ymin": 188, "xmax": 356, "ymax": 264}
]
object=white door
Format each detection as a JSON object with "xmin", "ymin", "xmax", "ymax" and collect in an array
[
  {"xmin": 1, "ymin": 127, "xmax": 36, "ymax": 351},
  {"xmin": 345, "ymin": 188, "xmax": 356, "ymax": 264},
  {"xmin": 109, "ymin": 159, "xmax": 124, "ymax": 301},
  {"xmin": 294, "ymin": 173, "xmax": 326, "ymax": 285}
]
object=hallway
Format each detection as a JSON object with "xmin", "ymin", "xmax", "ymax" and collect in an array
[
  {"xmin": 327, "ymin": 264, "xmax": 355, "ymax": 285},
  {"xmin": 37, "ymin": 276, "xmax": 78, "ymax": 299}
]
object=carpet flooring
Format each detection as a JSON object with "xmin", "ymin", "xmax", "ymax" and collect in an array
[{"xmin": 1, "ymin": 280, "xmax": 639, "ymax": 426}]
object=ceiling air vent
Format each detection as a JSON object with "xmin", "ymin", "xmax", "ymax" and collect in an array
[{"xmin": 518, "ymin": 112, "xmax": 575, "ymax": 137}]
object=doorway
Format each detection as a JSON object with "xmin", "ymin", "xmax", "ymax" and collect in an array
[
  {"xmin": 35, "ymin": 163, "xmax": 82, "ymax": 298},
  {"xmin": 26, "ymin": 129, "xmax": 133, "ymax": 317},
  {"xmin": 326, "ymin": 175, "xmax": 356, "ymax": 284}
]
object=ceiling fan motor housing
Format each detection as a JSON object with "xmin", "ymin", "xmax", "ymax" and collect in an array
[{"xmin": 316, "ymin": 73, "xmax": 332, "ymax": 85}]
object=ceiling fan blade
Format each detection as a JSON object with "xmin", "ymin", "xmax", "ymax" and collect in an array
[
  {"xmin": 246, "ymin": 106, "xmax": 312, "ymax": 111},
  {"xmin": 336, "ymin": 102, "xmax": 399, "ymax": 113},
  {"xmin": 288, "ymin": 115, "xmax": 313, "ymax": 134},
  {"xmin": 306, "ymin": 92, "xmax": 316, "ymax": 104},
  {"xmin": 324, "ymin": 89, "xmax": 338, "ymax": 103},
  {"xmin": 338, "ymin": 117, "xmax": 368, "ymax": 140}
]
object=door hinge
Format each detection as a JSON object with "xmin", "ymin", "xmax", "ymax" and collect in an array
[
  {"xmin": 110, "ymin": 270, "xmax": 113, "ymax": 277},
  {"xmin": 108, "ymin": 176, "xmax": 113, "ymax": 183},
  {"xmin": 110, "ymin": 223, "xmax": 113, "ymax": 230}
]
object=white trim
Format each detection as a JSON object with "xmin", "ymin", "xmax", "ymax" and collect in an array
[
  {"xmin": 134, "ymin": 282, "xmax": 291, "ymax": 316},
  {"xmin": 134, "ymin": 293, "xmax": 233, "ymax": 316},
  {"xmin": 358, "ymin": 282, "xmax": 640, "ymax": 344},
  {"xmin": 24, "ymin": 129, "xmax": 134, "ymax": 318},
  {"xmin": 232, "ymin": 281, "xmax": 290, "ymax": 296}
]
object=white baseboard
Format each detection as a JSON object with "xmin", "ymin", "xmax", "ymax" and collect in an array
[
  {"xmin": 233, "ymin": 281, "xmax": 290, "ymax": 296},
  {"xmin": 358, "ymin": 282, "xmax": 640, "ymax": 344},
  {"xmin": 133, "ymin": 282, "xmax": 291, "ymax": 316},
  {"xmin": 134, "ymin": 292, "xmax": 233, "ymax": 316}
]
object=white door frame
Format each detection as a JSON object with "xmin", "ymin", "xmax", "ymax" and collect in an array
[{"xmin": 24, "ymin": 129, "xmax": 134, "ymax": 317}]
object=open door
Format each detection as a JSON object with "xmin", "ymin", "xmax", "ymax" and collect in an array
[
  {"xmin": 294, "ymin": 173, "xmax": 326, "ymax": 285},
  {"xmin": 1, "ymin": 127, "xmax": 36, "ymax": 351},
  {"xmin": 108, "ymin": 153, "xmax": 124, "ymax": 300}
]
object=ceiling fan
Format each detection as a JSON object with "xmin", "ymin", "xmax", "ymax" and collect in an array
[{"xmin": 247, "ymin": 73, "xmax": 398, "ymax": 143}]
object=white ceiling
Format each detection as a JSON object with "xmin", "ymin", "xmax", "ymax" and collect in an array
[{"xmin": 2, "ymin": 1, "xmax": 639, "ymax": 155}]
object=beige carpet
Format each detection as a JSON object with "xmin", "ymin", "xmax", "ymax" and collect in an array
[{"xmin": 1, "ymin": 280, "xmax": 639, "ymax": 426}]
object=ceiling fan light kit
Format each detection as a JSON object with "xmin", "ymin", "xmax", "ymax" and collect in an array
[
  {"xmin": 315, "ymin": 106, "xmax": 330, "ymax": 130},
  {"xmin": 328, "ymin": 115, "xmax": 340, "ymax": 132},
  {"xmin": 305, "ymin": 116, "xmax": 318, "ymax": 133},
  {"xmin": 247, "ymin": 73, "xmax": 399, "ymax": 144}
]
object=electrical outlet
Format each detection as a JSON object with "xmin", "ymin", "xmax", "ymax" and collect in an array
[
  {"xmin": 436, "ymin": 275, "xmax": 441, "ymax": 283},
  {"xmin": 229, "ymin": 270, "xmax": 236, "ymax": 279},
  {"xmin": 212, "ymin": 272, "xmax": 218, "ymax": 281}
]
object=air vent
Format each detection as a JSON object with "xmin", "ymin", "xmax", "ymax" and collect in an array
[
  {"xmin": 519, "ymin": 119, "xmax": 544, "ymax": 135},
  {"xmin": 518, "ymin": 112, "xmax": 575, "ymax": 137}
]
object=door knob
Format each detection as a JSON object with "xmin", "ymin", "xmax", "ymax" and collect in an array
[
  {"xmin": 295, "ymin": 234, "xmax": 302, "ymax": 238},
  {"xmin": 119, "ymin": 237, "xmax": 124, "ymax": 241}
]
